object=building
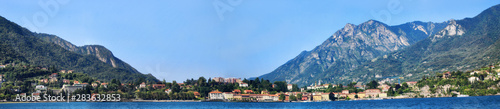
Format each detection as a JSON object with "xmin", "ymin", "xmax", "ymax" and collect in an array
[
  {"xmin": 92, "ymin": 83, "xmax": 98, "ymax": 87},
  {"xmin": 443, "ymin": 72, "xmax": 452, "ymax": 79},
  {"xmin": 101, "ymin": 83, "xmax": 108, "ymax": 88},
  {"xmin": 379, "ymin": 93, "xmax": 388, "ymax": 98},
  {"xmin": 74, "ymin": 81, "xmax": 80, "ymax": 84},
  {"xmin": 165, "ymin": 89, "xmax": 171, "ymax": 93},
  {"xmin": 222, "ymin": 92, "xmax": 234, "ymax": 100},
  {"xmin": 321, "ymin": 93, "xmax": 330, "ymax": 101},
  {"xmin": 193, "ymin": 92, "xmax": 200, "ymax": 98},
  {"xmin": 35, "ymin": 85, "xmax": 46, "ymax": 90},
  {"xmin": 287, "ymin": 84, "xmax": 293, "ymax": 91},
  {"xmin": 213, "ymin": 77, "xmax": 224, "ymax": 83},
  {"xmin": 139, "ymin": 82, "xmax": 146, "ymax": 88},
  {"xmin": 348, "ymin": 93, "xmax": 357, "ymax": 99},
  {"xmin": 62, "ymin": 84, "xmax": 83, "ymax": 94},
  {"xmin": 239, "ymin": 83, "xmax": 248, "ymax": 87},
  {"xmin": 357, "ymin": 92, "xmax": 366, "ymax": 98},
  {"xmin": 63, "ymin": 79, "xmax": 70, "ymax": 84},
  {"xmin": 244, "ymin": 90, "xmax": 254, "ymax": 94},
  {"xmin": 406, "ymin": 81, "xmax": 418, "ymax": 87},
  {"xmin": 468, "ymin": 77, "xmax": 479, "ymax": 83},
  {"xmin": 209, "ymin": 90, "xmax": 223, "ymax": 100},
  {"xmin": 152, "ymin": 84, "xmax": 166, "ymax": 89},
  {"xmin": 342, "ymin": 90, "xmax": 349, "ymax": 94},
  {"xmin": 365, "ymin": 89, "xmax": 381, "ymax": 98},
  {"xmin": 232, "ymin": 89, "xmax": 241, "ymax": 94},
  {"xmin": 312, "ymin": 93, "xmax": 322, "ymax": 101}
]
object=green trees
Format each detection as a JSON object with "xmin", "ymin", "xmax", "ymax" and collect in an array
[
  {"xmin": 273, "ymin": 81, "xmax": 288, "ymax": 92},
  {"xmin": 329, "ymin": 92, "xmax": 337, "ymax": 101},
  {"xmin": 297, "ymin": 93, "xmax": 303, "ymax": 100},
  {"xmin": 289, "ymin": 94, "xmax": 297, "ymax": 101},
  {"xmin": 279, "ymin": 94, "xmax": 285, "ymax": 101},
  {"xmin": 367, "ymin": 80, "xmax": 379, "ymax": 89}
]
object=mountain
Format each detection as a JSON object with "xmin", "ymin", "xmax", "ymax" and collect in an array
[
  {"xmin": 35, "ymin": 33, "xmax": 142, "ymax": 75},
  {"xmin": 345, "ymin": 4, "xmax": 500, "ymax": 84},
  {"xmin": 260, "ymin": 19, "xmax": 447, "ymax": 86},
  {"xmin": 0, "ymin": 15, "xmax": 158, "ymax": 83}
]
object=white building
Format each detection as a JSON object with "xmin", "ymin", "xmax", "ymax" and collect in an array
[
  {"xmin": 287, "ymin": 84, "xmax": 293, "ymax": 91},
  {"xmin": 209, "ymin": 90, "xmax": 223, "ymax": 100},
  {"xmin": 239, "ymin": 83, "xmax": 248, "ymax": 87}
]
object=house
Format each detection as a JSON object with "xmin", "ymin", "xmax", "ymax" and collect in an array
[
  {"xmin": 468, "ymin": 77, "xmax": 479, "ymax": 83},
  {"xmin": 35, "ymin": 85, "xmax": 46, "ymax": 90},
  {"xmin": 365, "ymin": 89, "xmax": 381, "ymax": 98},
  {"xmin": 442, "ymin": 72, "xmax": 452, "ymax": 79},
  {"xmin": 301, "ymin": 96, "xmax": 309, "ymax": 101},
  {"xmin": 342, "ymin": 90, "xmax": 349, "ymax": 94},
  {"xmin": 406, "ymin": 81, "xmax": 418, "ymax": 87},
  {"xmin": 261, "ymin": 90, "xmax": 269, "ymax": 94},
  {"xmin": 152, "ymin": 84, "xmax": 166, "ymax": 89},
  {"xmin": 312, "ymin": 93, "xmax": 322, "ymax": 101},
  {"xmin": 209, "ymin": 90, "xmax": 223, "ymax": 100},
  {"xmin": 321, "ymin": 93, "xmax": 330, "ymax": 101},
  {"xmin": 348, "ymin": 93, "xmax": 357, "ymax": 99},
  {"xmin": 379, "ymin": 93, "xmax": 388, "ymax": 98},
  {"xmin": 382, "ymin": 86, "xmax": 391, "ymax": 92},
  {"xmin": 239, "ymin": 83, "xmax": 248, "ymax": 87},
  {"xmin": 222, "ymin": 92, "xmax": 234, "ymax": 100},
  {"xmin": 50, "ymin": 73, "xmax": 58, "ymax": 78},
  {"xmin": 101, "ymin": 83, "xmax": 108, "ymax": 88},
  {"xmin": 92, "ymin": 83, "xmax": 98, "ymax": 87},
  {"xmin": 39, "ymin": 79, "xmax": 48, "ymax": 83},
  {"xmin": 357, "ymin": 92, "xmax": 366, "ymax": 98},
  {"xmin": 232, "ymin": 89, "xmax": 241, "ymax": 94},
  {"xmin": 73, "ymin": 81, "xmax": 80, "ymax": 84},
  {"xmin": 287, "ymin": 84, "xmax": 293, "ymax": 91},
  {"xmin": 165, "ymin": 89, "xmax": 171, "ymax": 93},
  {"xmin": 139, "ymin": 82, "xmax": 146, "ymax": 88},
  {"xmin": 63, "ymin": 79, "xmax": 70, "ymax": 84},
  {"xmin": 60, "ymin": 70, "xmax": 66, "ymax": 73},
  {"xmin": 244, "ymin": 90, "xmax": 254, "ymax": 94},
  {"xmin": 0, "ymin": 65, "xmax": 5, "ymax": 68},
  {"xmin": 20, "ymin": 93, "xmax": 26, "ymax": 97},
  {"xmin": 193, "ymin": 91, "xmax": 200, "ymax": 98},
  {"xmin": 32, "ymin": 93, "xmax": 40, "ymax": 98}
]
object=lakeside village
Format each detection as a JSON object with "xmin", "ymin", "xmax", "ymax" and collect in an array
[{"xmin": 1, "ymin": 62, "xmax": 500, "ymax": 102}]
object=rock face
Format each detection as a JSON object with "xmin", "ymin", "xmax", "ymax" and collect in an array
[
  {"xmin": 0, "ymin": 15, "xmax": 157, "ymax": 83},
  {"xmin": 261, "ymin": 4, "xmax": 500, "ymax": 86},
  {"xmin": 349, "ymin": 4, "xmax": 500, "ymax": 84},
  {"xmin": 260, "ymin": 19, "xmax": 447, "ymax": 86},
  {"xmin": 36, "ymin": 33, "xmax": 141, "ymax": 74}
]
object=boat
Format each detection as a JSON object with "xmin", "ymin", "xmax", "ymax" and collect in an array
[{"xmin": 457, "ymin": 95, "xmax": 469, "ymax": 97}]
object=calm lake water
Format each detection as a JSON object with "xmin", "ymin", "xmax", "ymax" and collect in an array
[{"xmin": 1, "ymin": 95, "xmax": 499, "ymax": 109}]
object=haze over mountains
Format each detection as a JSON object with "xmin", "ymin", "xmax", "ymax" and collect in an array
[
  {"xmin": 0, "ymin": 16, "xmax": 158, "ymax": 83},
  {"xmin": 260, "ymin": 4, "xmax": 500, "ymax": 86}
]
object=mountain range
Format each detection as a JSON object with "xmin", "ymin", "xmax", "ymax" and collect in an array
[
  {"xmin": 0, "ymin": 16, "xmax": 158, "ymax": 83},
  {"xmin": 260, "ymin": 4, "xmax": 500, "ymax": 86}
]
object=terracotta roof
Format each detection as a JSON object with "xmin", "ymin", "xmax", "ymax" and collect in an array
[{"xmin": 209, "ymin": 90, "xmax": 222, "ymax": 94}]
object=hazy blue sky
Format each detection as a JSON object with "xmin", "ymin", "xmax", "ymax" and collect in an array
[{"xmin": 0, "ymin": 0, "xmax": 498, "ymax": 82}]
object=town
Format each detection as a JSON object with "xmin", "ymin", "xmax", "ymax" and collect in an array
[{"xmin": 1, "ymin": 62, "xmax": 500, "ymax": 102}]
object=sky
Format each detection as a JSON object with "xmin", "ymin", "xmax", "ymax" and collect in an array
[{"xmin": 0, "ymin": 0, "xmax": 499, "ymax": 82}]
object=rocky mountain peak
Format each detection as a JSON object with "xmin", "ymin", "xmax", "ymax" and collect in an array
[{"xmin": 431, "ymin": 19, "xmax": 465, "ymax": 42}]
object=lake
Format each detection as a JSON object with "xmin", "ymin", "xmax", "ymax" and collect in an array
[{"xmin": 1, "ymin": 95, "xmax": 499, "ymax": 109}]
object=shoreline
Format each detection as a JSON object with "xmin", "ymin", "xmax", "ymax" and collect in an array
[{"xmin": 1, "ymin": 95, "xmax": 499, "ymax": 103}]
